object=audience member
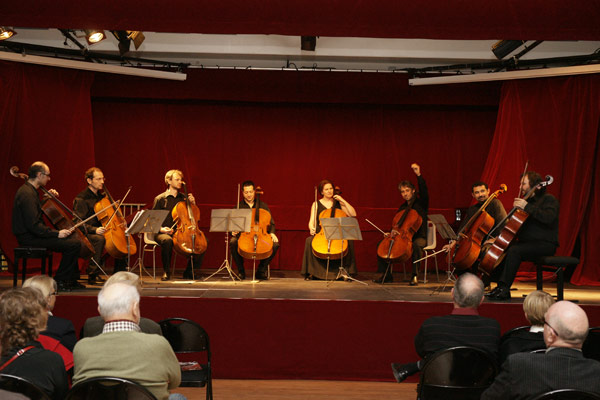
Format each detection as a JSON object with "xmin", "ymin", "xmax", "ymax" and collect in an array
[
  {"xmin": 0, "ymin": 288, "xmax": 68, "ymax": 400},
  {"xmin": 23, "ymin": 275, "xmax": 76, "ymax": 351},
  {"xmin": 499, "ymin": 290, "xmax": 554, "ymax": 364},
  {"xmin": 482, "ymin": 301, "xmax": 600, "ymax": 399},
  {"xmin": 81, "ymin": 271, "xmax": 162, "ymax": 337},
  {"xmin": 391, "ymin": 273, "xmax": 500, "ymax": 382},
  {"xmin": 73, "ymin": 282, "xmax": 183, "ymax": 400}
]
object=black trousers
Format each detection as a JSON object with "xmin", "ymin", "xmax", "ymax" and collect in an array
[
  {"xmin": 86, "ymin": 233, "xmax": 105, "ymax": 274},
  {"xmin": 376, "ymin": 237, "xmax": 426, "ymax": 276},
  {"xmin": 229, "ymin": 236, "xmax": 280, "ymax": 274},
  {"xmin": 153, "ymin": 233, "xmax": 204, "ymax": 273},
  {"xmin": 492, "ymin": 240, "xmax": 557, "ymax": 289},
  {"xmin": 16, "ymin": 233, "xmax": 81, "ymax": 282}
]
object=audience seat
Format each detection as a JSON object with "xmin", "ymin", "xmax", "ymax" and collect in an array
[
  {"xmin": 0, "ymin": 373, "xmax": 51, "ymax": 400},
  {"xmin": 530, "ymin": 388, "xmax": 600, "ymax": 400},
  {"xmin": 417, "ymin": 346, "xmax": 498, "ymax": 400},
  {"xmin": 65, "ymin": 377, "xmax": 157, "ymax": 400},
  {"xmin": 582, "ymin": 327, "xmax": 600, "ymax": 362},
  {"xmin": 159, "ymin": 318, "xmax": 213, "ymax": 400}
]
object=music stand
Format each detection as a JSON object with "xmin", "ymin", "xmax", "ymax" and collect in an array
[
  {"xmin": 428, "ymin": 214, "xmax": 457, "ymax": 295},
  {"xmin": 126, "ymin": 210, "xmax": 169, "ymax": 283},
  {"xmin": 321, "ymin": 217, "xmax": 367, "ymax": 286},
  {"xmin": 204, "ymin": 209, "xmax": 251, "ymax": 282}
]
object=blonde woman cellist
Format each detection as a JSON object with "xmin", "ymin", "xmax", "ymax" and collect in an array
[{"xmin": 300, "ymin": 179, "xmax": 357, "ymax": 280}]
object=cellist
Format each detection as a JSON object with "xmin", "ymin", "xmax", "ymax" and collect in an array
[
  {"xmin": 152, "ymin": 169, "xmax": 204, "ymax": 281},
  {"xmin": 73, "ymin": 167, "xmax": 127, "ymax": 285},
  {"xmin": 442, "ymin": 181, "xmax": 507, "ymax": 275},
  {"xmin": 12, "ymin": 161, "xmax": 82, "ymax": 292},
  {"xmin": 486, "ymin": 171, "xmax": 559, "ymax": 301},
  {"xmin": 229, "ymin": 180, "xmax": 280, "ymax": 280},
  {"xmin": 300, "ymin": 179, "xmax": 357, "ymax": 280},
  {"xmin": 374, "ymin": 163, "xmax": 428, "ymax": 285}
]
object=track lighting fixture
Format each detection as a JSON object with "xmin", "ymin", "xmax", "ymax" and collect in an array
[
  {"xmin": 0, "ymin": 27, "xmax": 16, "ymax": 41},
  {"xmin": 85, "ymin": 29, "xmax": 106, "ymax": 45}
]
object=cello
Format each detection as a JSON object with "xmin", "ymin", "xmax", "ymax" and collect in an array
[
  {"xmin": 377, "ymin": 200, "xmax": 423, "ymax": 264},
  {"xmin": 311, "ymin": 186, "xmax": 348, "ymax": 259},
  {"xmin": 479, "ymin": 175, "xmax": 554, "ymax": 275},
  {"xmin": 10, "ymin": 166, "xmax": 96, "ymax": 259},
  {"xmin": 451, "ymin": 184, "xmax": 507, "ymax": 270},
  {"xmin": 237, "ymin": 187, "xmax": 274, "ymax": 260},
  {"xmin": 171, "ymin": 181, "xmax": 208, "ymax": 257},
  {"xmin": 94, "ymin": 185, "xmax": 137, "ymax": 259}
]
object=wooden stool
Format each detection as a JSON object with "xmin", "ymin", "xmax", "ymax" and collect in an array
[
  {"xmin": 535, "ymin": 256, "xmax": 579, "ymax": 301},
  {"xmin": 13, "ymin": 247, "xmax": 53, "ymax": 287}
]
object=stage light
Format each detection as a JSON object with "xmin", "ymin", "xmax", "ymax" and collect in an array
[
  {"xmin": 126, "ymin": 31, "xmax": 145, "ymax": 50},
  {"xmin": 0, "ymin": 27, "xmax": 16, "ymax": 41},
  {"xmin": 301, "ymin": 36, "xmax": 317, "ymax": 51},
  {"xmin": 85, "ymin": 29, "xmax": 106, "ymax": 45},
  {"xmin": 492, "ymin": 40, "xmax": 525, "ymax": 60}
]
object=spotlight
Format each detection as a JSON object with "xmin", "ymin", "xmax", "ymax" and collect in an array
[
  {"xmin": 0, "ymin": 27, "xmax": 16, "ymax": 41},
  {"xmin": 301, "ymin": 36, "xmax": 317, "ymax": 51},
  {"xmin": 126, "ymin": 31, "xmax": 145, "ymax": 50},
  {"xmin": 491, "ymin": 40, "xmax": 526, "ymax": 60},
  {"xmin": 85, "ymin": 29, "xmax": 106, "ymax": 45}
]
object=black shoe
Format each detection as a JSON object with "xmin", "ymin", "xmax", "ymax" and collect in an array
[
  {"xmin": 238, "ymin": 271, "xmax": 246, "ymax": 280},
  {"xmin": 304, "ymin": 274, "xmax": 312, "ymax": 281},
  {"xmin": 70, "ymin": 281, "xmax": 87, "ymax": 290},
  {"xmin": 373, "ymin": 274, "xmax": 392, "ymax": 284},
  {"xmin": 409, "ymin": 274, "xmax": 418, "ymax": 286},
  {"xmin": 182, "ymin": 269, "xmax": 194, "ymax": 279},
  {"xmin": 391, "ymin": 362, "xmax": 412, "ymax": 383},
  {"xmin": 56, "ymin": 281, "xmax": 72, "ymax": 292},
  {"xmin": 485, "ymin": 286, "xmax": 502, "ymax": 297},
  {"xmin": 161, "ymin": 272, "xmax": 171, "ymax": 281},
  {"xmin": 488, "ymin": 286, "xmax": 511, "ymax": 301},
  {"xmin": 256, "ymin": 272, "xmax": 268, "ymax": 280},
  {"xmin": 87, "ymin": 274, "xmax": 105, "ymax": 285}
]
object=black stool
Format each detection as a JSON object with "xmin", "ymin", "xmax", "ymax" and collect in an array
[
  {"xmin": 13, "ymin": 247, "xmax": 53, "ymax": 287},
  {"xmin": 535, "ymin": 256, "xmax": 579, "ymax": 301}
]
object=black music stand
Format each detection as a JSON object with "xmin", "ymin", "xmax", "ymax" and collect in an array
[
  {"xmin": 127, "ymin": 210, "xmax": 169, "ymax": 283},
  {"xmin": 428, "ymin": 214, "xmax": 457, "ymax": 294},
  {"xmin": 321, "ymin": 217, "xmax": 367, "ymax": 286},
  {"xmin": 204, "ymin": 209, "xmax": 251, "ymax": 282}
]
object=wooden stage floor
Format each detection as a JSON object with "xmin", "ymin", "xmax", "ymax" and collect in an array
[{"xmin": 3, "ymin": 269, "xmax": 598, "ymax": 305}]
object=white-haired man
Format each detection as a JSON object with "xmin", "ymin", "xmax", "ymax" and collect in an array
[
  {"xmin": 482, "ymin": 301, "xmax": 600, "ymax": 399},
  {"xmin": 73, "ymin": 282, "xmax": 184, "ymax": 400}
]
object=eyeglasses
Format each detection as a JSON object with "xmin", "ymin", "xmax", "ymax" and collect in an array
[
  {"xmin": 42, "ymin": 172, "xmax": 51, "ymax": 177},
  {"xmin": 544, "ymin": 321, "xmax": 559, "ymax": 337}
]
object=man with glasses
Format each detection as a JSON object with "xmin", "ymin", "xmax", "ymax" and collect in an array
[
  {"xmin": 12, "ymin": 161, "xmax": 82, "ymax": 292},
  {"xmin": 482, "ymin": 301, "xmax": 600, "ymax": 399}
]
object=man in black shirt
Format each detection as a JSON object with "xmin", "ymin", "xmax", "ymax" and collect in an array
[
  {"xmin": 152, "ymin": 169, "xmax": 204, "ymax": 280},
  {"xmin": 486, "ymin": 171, "xmax": 559, "ymax": 300},
  {"xmin": 374, "ymin": 163, "xmax": 428, "ymax": 285},
  {"xmin": 12, "ymin": 161, "xmax": 82, "ymax": 291},
  {"xmin": 73, "ymin": 167, "xmax": 128, "ymax": 284},
  {"xmin": 229, "ymin": 181, "xmax": 280, "ymax": 280}
]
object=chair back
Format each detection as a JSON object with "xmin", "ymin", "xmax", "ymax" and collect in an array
[
  {"xmin": 66, "ymin": 377, "xmax": 157, "ymax": 400},
  {"xmin": 0, "ymin": 374, "xmax": 51, "ymax": 400},
  {"xmin": 583, "ymin": 327, "xmax": 600, "ymax": 362},
  {"xmin": 417, "ymin": 346, "xmax": 498, "ymax": 400},
  {"xmin": 530, "ymin": 388, "xmax": 600, "ymax": 400},
  {"xmin": 159, "ymin": 318, "xmax": 210, "ymax": 354},
  {"xmin": 143, "ymin": 233, "xmax": 158, "ymax": 246},
  {"xmin": 424, "ymin": 220, "xmax": 436, "ymax": 250}
]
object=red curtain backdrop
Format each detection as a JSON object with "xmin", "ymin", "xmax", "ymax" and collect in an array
[
  {"xmin": 480, "ymin": 75, "xmax": 600, "ymax": 285},
  {"xmin": 0, "ymin": 62, "xmax": 96, "ymax": 270}
]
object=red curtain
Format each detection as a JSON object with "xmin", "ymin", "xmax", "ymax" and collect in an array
[
  {"xmin": 0, "ymin": 61, "xmax": 95, "ymax": 267},
  {"xmin": 480, "ymin": 75, "xmax": 600, "ymax": 285}
]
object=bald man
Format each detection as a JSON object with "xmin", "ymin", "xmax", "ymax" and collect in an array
[{"xmin": 482, "ymin": 301, "xmax": 600, "ymax": 400}]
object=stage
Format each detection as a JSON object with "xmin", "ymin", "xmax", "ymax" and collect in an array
[{"xmin": 2, "ymin": 269, "xmax": 600, "ymax": 382}]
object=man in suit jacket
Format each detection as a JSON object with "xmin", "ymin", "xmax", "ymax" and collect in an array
[
  {"xmin": 392, "ymin": 273, "xmax": 501, "ymax": 382},
  {"xmin": 482, "ymin": 301, "xmax": 600, "ymax": 400}
]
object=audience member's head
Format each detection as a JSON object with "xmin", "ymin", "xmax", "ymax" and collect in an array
[
  {"xmin": 544, "ymin": 301, "xmax": 589, "ymax": 349},
  {"xmin": 104, "ymin": 271, "xmax": 142, "ymax": 292},
  {"xmin": 23, "ymin": 275, "xmax": 58, "ymax": 311},
  {"xmin": 0, "ymin": 288, "xmax": 48, "ymax": 354},
  {"xmin": 98, "ymin": 282, "xmax": 140, "ymax": 324},
  {"xmin": 452, "ymin": 273, "xmax": 484, "ymax": 309},
  {"xmin": 523, "ymin": 290, "xmax": 555, "ymax": 326}
]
